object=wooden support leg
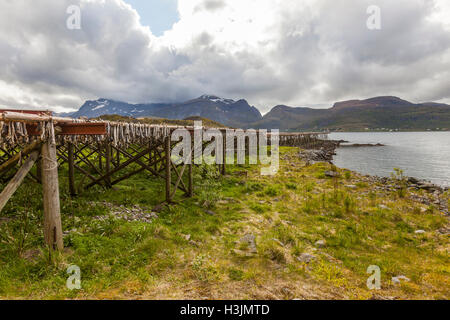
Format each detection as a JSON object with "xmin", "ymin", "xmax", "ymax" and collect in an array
[
  {"xmin": 41, "ymin": 139, "xmax": 63, "ymax": 251},
  {"xmin": 222, "ymin": 135, "xmax": 226, "ymax": 175},
  {"xmin": 148, "ymin": 142, "xmax": 152, "ymax": 166},
  {"xmin": 188, "ymin": 162, "xmax": 193, "ymax": 197},
  {"xmin": 165, "ymin": 136, "xmax": 172, "ymax": 203},
  {"xmin": 0, "ymin": 151, "xmax": 39, "ymax": 212},
  {"xmin": 105, "ymin": 141, "xmax": 112, "ymax": 188},
  {"xmin": 0, "ymin": 139, "xmax": 41, "ymax": 175},
  {"xmin": 98, "ymin": 143, "xmax": 103, "ymax": 171},
  {"xmin": 68, "ymin": 142, "xmax": 77, "ymax": 197},
  {"xmin": 36, "ymin": 157, "xmax": 42, "ymax": 183}
]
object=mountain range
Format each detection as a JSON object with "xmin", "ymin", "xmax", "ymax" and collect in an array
[
  {"xmin": 67, "ymin": 95, "xmax": 262, "ymax": 129},
  {"xmin": 63, "ymin": 95, "xmax": 450, "ymax": 131}
]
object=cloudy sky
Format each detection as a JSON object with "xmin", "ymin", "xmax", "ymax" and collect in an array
[{"xmin": 0, "ymin": 0, "xmax": 449, "ymax": 113}]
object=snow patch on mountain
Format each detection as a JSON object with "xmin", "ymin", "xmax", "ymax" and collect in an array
[
  {"xmin": 92, "ymin": 104, "xmax": 106, "ymax": 111},
  {"xmin": 199, "ymin": 95, "xmax": 235, "ymax": 105}
]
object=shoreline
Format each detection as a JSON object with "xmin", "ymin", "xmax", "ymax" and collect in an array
[
  {"xmin": 298, "ymin": 142, "xmax": 449, "ymax": 216},
  {"xmin": 326, "ymin": 130, "xmax": 450, "ymax": 133},
  {"xmin": 324, "ymin": 137, "xmax": 450, "ymax": 189}
]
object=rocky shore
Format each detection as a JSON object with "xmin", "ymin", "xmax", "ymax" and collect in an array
[
  {"xmin": 298, "ymin": 139, "xmax": 343, "ymax": 163},
  {"xmin": 362, "ymin": 175, "xmax": 449, "ymax": 216},
  {"xmin": 340, "ymin": 143, "xmax": 385, "ymax": 147},
  {"xmin": 299, "ymin": 142, "xmax": 449, "ymax": 216}
]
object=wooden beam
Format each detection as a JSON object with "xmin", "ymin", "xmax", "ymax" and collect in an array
[
  {"xmin": 111, "ymin": 167, "xmax": 146, "ymax": 186},
  {"xmin": 111, "ymin": 145, "xmax": 187, "ymax": 192},
  {"xmin": 41, "ymin": 139, "xmax": 63, "ymax": 251},
  {"xmin": 58, "ymin": 152, "xmax": 101, "ymax": 187},
  {"xmin": 73, "ymin": 144, "xmax": 102, "ymax": 176},
  {"xmin": 188, "ymin": 161, "xmax": 193, "ymax": 197},
  {"xmin": 68, "ymin": 142, "xmax": 77, "ymax": 197},
  {"xmin": 0, "ymin": 151, "xmax": 39, "ymax": 212},
  {"xmin": 85, "ymin": 146, "xmax": 153, "ymax": 189},
  {"xmin": 0, "ymin": 139, "xmax": 41, "ymax": 175},
  {"xmin": 171, "ymin": 163, "xmax": 187, "ymax": 198},
  {"xmin": 105, "ymin": 141, "xmax": 112, "ymax": 187},
  {"xmin": 222, "ymin": 134, "xmax": 226, "ymax": 175},
  {"xmin": 165, "ymin": 136, "xmax": 172, "ymax": 203}
]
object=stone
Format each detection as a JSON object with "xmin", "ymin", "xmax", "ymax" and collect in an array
[
  {"xmin": 324, "ymin": 171, "xmax": 339, "ymax": 178},
  {"xmin": 297, "ymin": 253, "xmax": 316, "ymax": 264},
  {"xmin": 414, "ymin": 230, "xmax": 426, "ymax": 234},
  {"xmin": 234, "ymin": 171, "xmax": 248, "ymax": 177},
  {"xmin": 202, "ymin": 200, "xmax": 211, "ymax": 208},
  {"xmin": 272, "ymin": 238, "xmax": 285, "ymax": 247},
  {"xmin": 189, "ymin": 240, "xmax": 200, "ymax": 247},
  {"xmin": 152, "ymin": 204, "xmax": 166, "ymax": 213},
  {"xmin": 232, "ymin": 249, "xmax": 255, "ymax": 257},
  {"xmin": 419, "ymin": 183, "xmax": 442, "ymax": 192},
  {"xmin": 183, "ymin": 234, "xmax": 191, "ymax": 241},
  {"xmin": 437, "ymin": 227, "xmax": 450, "ymax": 235},
  {"xmin": 345, "ymin": 185, "xmax": 357, "ymax": 189},
  {"xmin": 378, "ymin": 204, "xmax": 390, "ymax": 210},
  {"xmin": 240, "ymin": 234, "xmax": 257, "ymax": 253},
  {"xmin": 392, "ymin": 275, "xmax": 410, "ymax": 285},
  {"xmin": 314, "ymin": 240, "xmax": 326, "ymax": 248},
  {"xmin": 205, "ymin": 210, "xmax": 216, "ymax": 216},
  {"xmin": 407, "ymin": 177, "xmax": 420, "ymax": 184}
]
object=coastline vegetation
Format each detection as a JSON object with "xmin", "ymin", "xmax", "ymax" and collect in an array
[{"xmin": 0, "ymin": 147, "xmax": 448, "ymax": 299}]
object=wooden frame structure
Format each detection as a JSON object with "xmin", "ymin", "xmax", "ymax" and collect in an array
[{"xmin": 0, "ymin": 110, "xmax": 328, "ymax": 250}]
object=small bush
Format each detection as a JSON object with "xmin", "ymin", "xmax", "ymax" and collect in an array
[
  {"xmin": 191, "ymin": 254, "xmax": 218, "ymax": 282},
  {"xmin": 265, "ymin": 186, "xmax": 281, "ymax": 197},
  {"xmin": 285, "ymin": 183, "xmax": 297, "ymax": 190},
  {"xmin": 228, "ymin": 268, "xmax": 244, "ymax": 281}
]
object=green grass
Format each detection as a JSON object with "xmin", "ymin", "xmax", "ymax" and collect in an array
[{"xmin": 0, "ymin": 147, "xmax": 448, "ymax": 299}]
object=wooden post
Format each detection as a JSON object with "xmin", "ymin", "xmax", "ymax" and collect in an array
[
  {"xmin": 41, "ymin": 138, "xmax": 63, "ymax": 251},
  {"xmin": 0, "ymin": 151, "xmax": 39, "ymax": 212},
  {"xmin": 165, "ymin": 136, "xmax": 172, "ymax": 203},
  {"xmin": 105, "ymin": 141, "xmax": 112, "ymax": 188},
  {"xmin": 148, "ymin": 142, "xmax": 152, "ymax": 166},
  {"xmin": 154, "ymin": 148, "xmax": 158, "ymax": 172},
  {"xmin": 222, "ymin": 134, "xmax": 226, "ymax": 175},
  {"xmin": 68, "ymin": 142, "xmax": 77, "ymax": 197},
  {"xmin": 188, "ymin": 161, "xmax": 193, "ymax": 197},
  {"xmin": 98, "ymin": 143, "xmax": 103, "ymax": 171},
  {"xmin": 36, "ymin": 157, "xmax": 42, "ymax": 183}
]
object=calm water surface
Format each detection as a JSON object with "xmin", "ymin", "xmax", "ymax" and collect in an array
[{"xmin": 329, "ymin": 132, "xmax": 450, "ymax": 187}]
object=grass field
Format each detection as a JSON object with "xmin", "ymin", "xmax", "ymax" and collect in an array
[{"xmin": 0, "ymin": 147, "xmax": 448, "ymax": 299}]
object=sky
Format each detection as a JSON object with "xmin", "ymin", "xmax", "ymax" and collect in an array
[
  {"xmin": 125, "ymin": 0, "xmax": 179, "ymax": 36},
  {"xmin": 0, "ymin": 0, "xmax": 449, "ymax": 114}
]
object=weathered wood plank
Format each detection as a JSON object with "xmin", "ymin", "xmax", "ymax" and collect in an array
[
  {"xmin": 41, "ymin": 139, "xmax": 63, "ymax": 250},
  {"xmin": 0, "ymin": 151, "xmax": 39, "ymax": 212},
  {"xmin": 0, "ymin": 139, "xmax": 41, "ymax": 175},
  {"xmin": 165, "ymin": 136, "xmax": 172, "ymax": 203},
  {"xmin": 68, "ymin": 142, "xmax": 77, "ymax": 197}
]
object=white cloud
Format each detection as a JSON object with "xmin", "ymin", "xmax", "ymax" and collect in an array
[{"xmin": 0, "ymin": 0, "xmax": 449, "ymax": 113}]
